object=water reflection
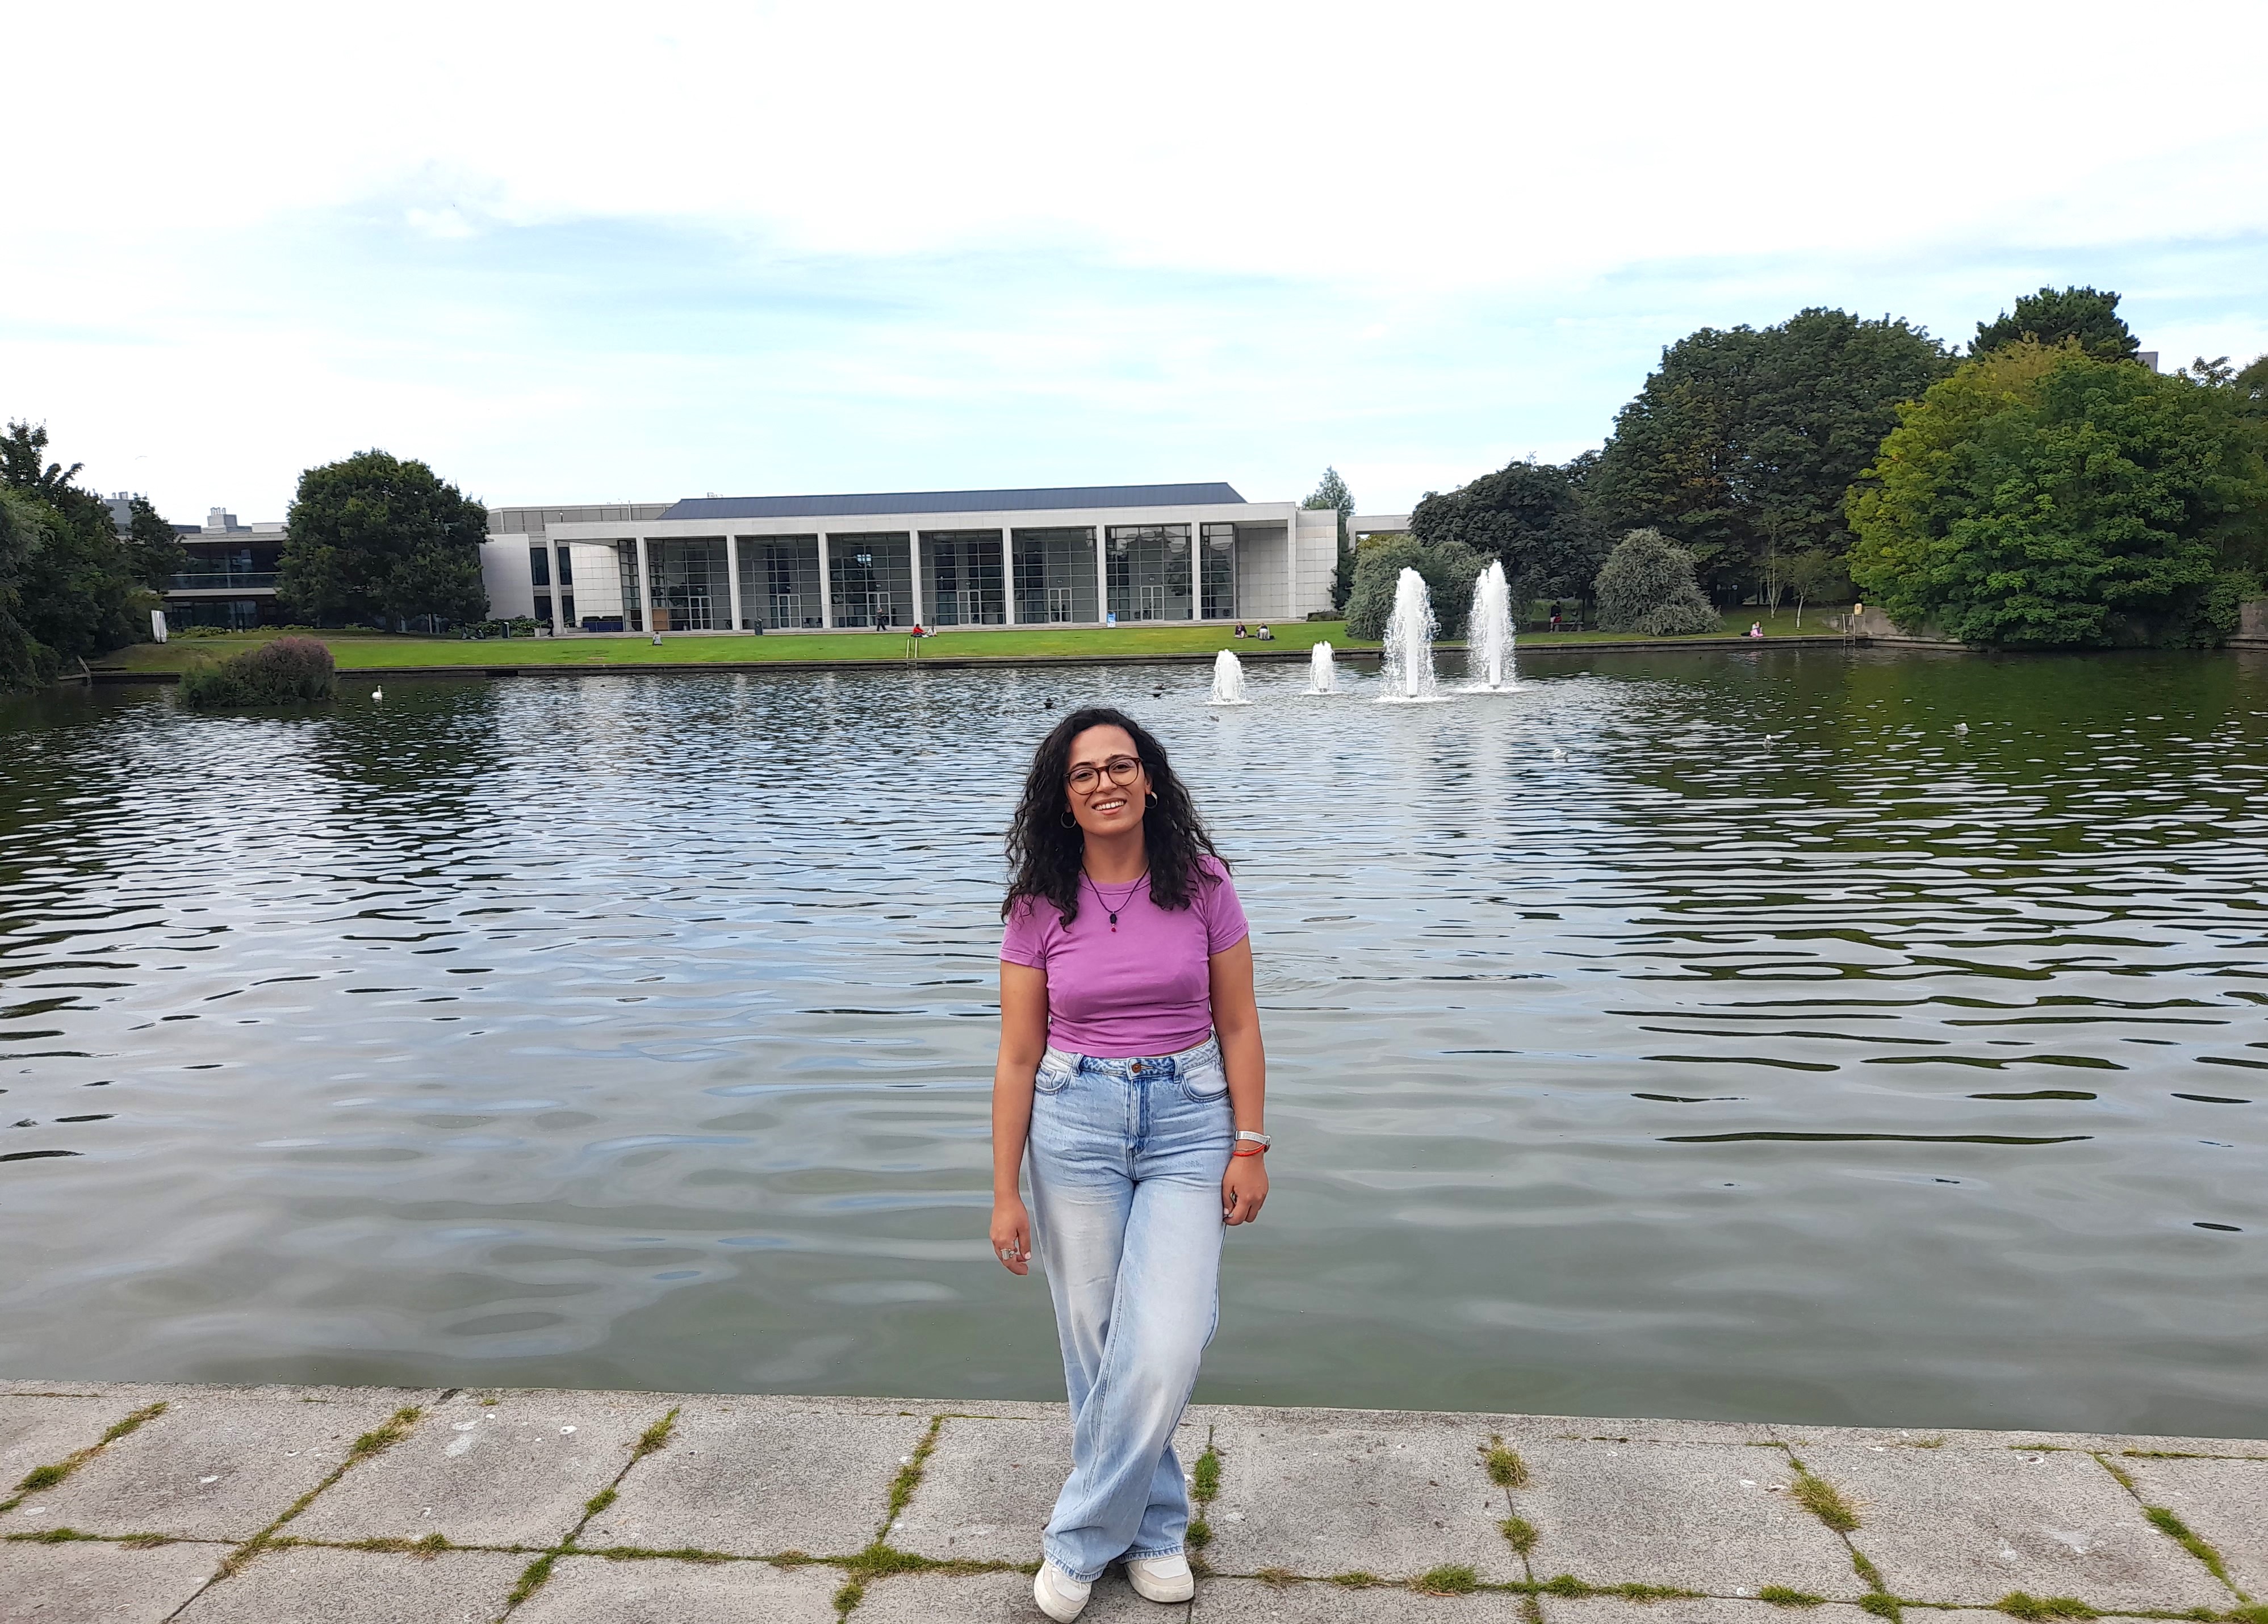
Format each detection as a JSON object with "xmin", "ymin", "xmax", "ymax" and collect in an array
[{"xmin": 0, "ymin": 649, "xmax": 2262, "ymax": 1435}]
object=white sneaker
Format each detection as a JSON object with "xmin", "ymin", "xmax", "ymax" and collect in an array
[
  {"xmin": 1127, "ymin": 1554, "xmax": 1195, "ymax": 1603},
  {"xmin": 1034, "ymin": 1559, "xmax": 1093, "ymax": 1621}
]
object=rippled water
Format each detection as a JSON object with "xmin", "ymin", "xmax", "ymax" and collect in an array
[{"xmin": 3, "ymin": 648, "xmax": 2263, "ymax": 1435}]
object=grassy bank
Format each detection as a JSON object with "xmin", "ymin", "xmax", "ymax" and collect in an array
[{"xmin": 95, "ymin": 607, "xmax": 1846, "ymax": 676}]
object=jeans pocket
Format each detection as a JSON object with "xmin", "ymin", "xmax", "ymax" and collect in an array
[
  {"xmin": 1034, "ymin": 1058, "xmax": 1076, "ymax": 1095},
  {"xmin": 1175, "ymin": 1060, "xmax": 1229, "ymax": 1104}
]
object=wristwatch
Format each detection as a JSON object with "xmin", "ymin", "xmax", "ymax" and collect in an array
[{"xmin": 1235, "ymin": 1130, "xmax": 1272, "ymax": 1149}]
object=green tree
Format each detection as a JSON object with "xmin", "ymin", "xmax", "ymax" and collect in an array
[
  {"xmin": 1411, "ymin": 458, "xmax": 1605, "ymax": 613},
  {"xmin": 1593, "ymin": 529, "xmax": 1718, "ymax": 634},
  {"xmin": 281, "ymin": 450, "xmax": 489, "ymax": 626},
  {"xmin": 123, "ymin": 495, "xmax": 186, "ymax": 588},
  {"xmin": 1343, "ymin": 533, "xmax": 1484, "ymax": 641},
  {"xmin": 1304, "ymin": 466, "xmax": 1356, "ymax": 612},
  {"xmin": 0, "ymin": 421, "xmax": 153, "ymax": 673},
  {"xmin": 1584, "ymin": 308, "xmax": 1952, "ymax": 594},
  {"xmin": 1973, "ymin": 285, "xmax": 2139, "ymax": 362},
  {"xmin": 0, "ymin": 490, "xmax": 57, "ymax": 688},
  {"xmin": 1847, "ymin": 342, "xmax": 2268, "ymax": 646}
]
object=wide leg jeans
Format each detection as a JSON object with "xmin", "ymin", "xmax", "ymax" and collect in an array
[{"xmin": 1026, "ymin": 1035, "xmax": 1232, "ymax": 1583}]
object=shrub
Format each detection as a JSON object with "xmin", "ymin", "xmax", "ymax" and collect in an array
[
  {"xmin": 1595, "ymin": 529, "xmax": 1718, "ymax": 634},
  {"xmin": 178, "ymin": 635, "xmax": 336, "ymax": 708},
  {"xmin": 1344, "ymin": 534, "xmax": 1484, "ymax": 641}
]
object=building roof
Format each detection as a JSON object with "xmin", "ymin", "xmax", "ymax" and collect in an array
[{"xmin": 658, "ymin": 483, "xmax": 1245, "ymax": 522}]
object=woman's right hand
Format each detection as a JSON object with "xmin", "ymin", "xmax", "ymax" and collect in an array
[{"xmin": 990, "ymin": 1195, "xmax": 1032, "ymax": 1275}]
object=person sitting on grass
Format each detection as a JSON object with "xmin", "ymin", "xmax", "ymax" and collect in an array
[
  {"xmin": 1233, "ymin": 622, "xmax": 1246, "ymax": 638},
  {"xmin": 1253, "ymin": 623, "xmax": 1273, "ymax": 641}
]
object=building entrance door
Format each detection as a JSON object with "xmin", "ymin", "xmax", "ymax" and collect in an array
[
  {"xmin": 1047, "ymin": 587, "xmax": 1075, "ymax": 622},
  {"xmin": 1136, "ymin": 585, "xmax": 1165, "ymax": 621}
]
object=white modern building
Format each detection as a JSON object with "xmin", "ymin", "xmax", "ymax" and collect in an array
[{"xmin": 479, "ymin": 483, "xmax": 1338, "ymax": 633}]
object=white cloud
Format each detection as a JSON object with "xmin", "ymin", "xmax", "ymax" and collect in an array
[{"xmin": 5, "ymin": 0, "xmax": 2265, "ymax": 515}]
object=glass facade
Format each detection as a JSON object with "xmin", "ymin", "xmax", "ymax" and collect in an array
[
  {"xmin": 924, "ymin": 530, "xmax": 1006, "ymax": 625},
  {"xmin": 1107, "ymin": 524, "xmax": 1192, "ymax": 622},
  {"xmin": 1201, "ymin": 523, "xmax": 1237, "ymax": 621},
  {"xmin": 738, "ymin": 536, "xmax": 824, "ymax": 629},
  {"xmin": 645, "ymin": 537, "xmax": 729, "ymax": 631},
  {"xmin": 1013, "ymin": 527, "xmax": 1099, "ymax": 623},
  {"xmin": 828, "ymin": 532, "xmax": 914, "ymax": 628},
  {"xmin": 166, "ymin": 597, "xmax": 265, "ymax": 630}
]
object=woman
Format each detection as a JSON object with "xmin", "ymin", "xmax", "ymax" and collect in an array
[{"xmin": 991, "ymin": 706, "xmax": 1269, "ymax": 1621}]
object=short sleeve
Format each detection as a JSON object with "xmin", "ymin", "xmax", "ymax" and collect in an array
[
  {"xmin": 1196, "ymin": 860, "xmax": 1250, "ymax": 955},
  {"xmin": 1001, "ymin": 893, "xmax": 1049, "ymax": 968}
]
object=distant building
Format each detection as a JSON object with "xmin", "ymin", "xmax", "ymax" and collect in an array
[
  {"xmin": 1350, "ymin": 512, "xmax": 1412, "ymax": 543},
  {"xmin": 165, "ymin": 508, "xmax": 287, "ymax": 630},
  {"xmin": 481, "ymin": 483, "xmax": 1338, "ymax": 632}
]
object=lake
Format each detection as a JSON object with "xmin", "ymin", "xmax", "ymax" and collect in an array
[{"xmin": 2, "ymin": 646, "xmax": 2263, "ymax": 1435}]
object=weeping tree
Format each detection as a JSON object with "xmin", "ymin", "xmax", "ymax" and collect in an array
[
  {"xmin": 1344, "ymin": 534, "xmax": 1483, "ymax": 641},
  {"xmin": 1593, "ymin": 529, "xmax": 1719, "ymax": 635}
]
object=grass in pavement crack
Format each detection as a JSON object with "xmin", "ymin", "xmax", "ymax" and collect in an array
[
  {"xmin": 214, "ymin": 1405, "xmax": 422, "ymax": 1581},
  {"xmin": 2142, "ymin": 1507, "xmax": 2246, "ymax": 1599},
  {"xmin": 1, "ymin": 1401, "xmax": 169, "ymax": 1512},
  {"xmin": 503, "ymin": 1404, "xmax": 685, "ymax": 1613},
  {"xmin": 1413, "ymin": 1564, "xmax": 1480, "ymax": 1595},
  {"xmin": 1187, "ymin": 1429, "xmax": 1221, "ymax": 1564},
  {"xmin": 1760, "ymin": 1587, "xmax": 1827, "ymax": 1606},
  {"xmin": 1483, "ymin": 1435, "xmax": 1530, "ymax": 1489},
  {"xmin": 1786, "ymin": 1467, "xmax": 1861, "ymax": 1534},
  {"xmin": 878, "ymin": 1416, "xmax": 943, "ymax": 1537},
  {"xmin": 1998, "ymin": 1594, "xmax": 2098, "ymax": 1620}
]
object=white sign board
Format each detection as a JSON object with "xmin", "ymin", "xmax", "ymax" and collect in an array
[{"xmin": 150, "ymin": 609, "xmax": 168, "ymax": 644}]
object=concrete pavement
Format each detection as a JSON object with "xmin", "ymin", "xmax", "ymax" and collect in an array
[{"xmin": 2, "ymin": 1380, "xmax": 2261, "ymax": 1623}]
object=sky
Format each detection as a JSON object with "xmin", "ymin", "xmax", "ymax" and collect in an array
[{"xmin": 7, "ymin": 0, "xmax": 2267, "ymax": 522}]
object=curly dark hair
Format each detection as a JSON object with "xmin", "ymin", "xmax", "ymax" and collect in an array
[{"xmin": 1003, "ymin": 706, "xmax": 1226, "ymax": 925}]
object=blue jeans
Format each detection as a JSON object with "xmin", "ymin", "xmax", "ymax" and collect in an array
[{"xmin": 1027, "ymin": 1035, "xmax": 1232, "ymax": 1582}]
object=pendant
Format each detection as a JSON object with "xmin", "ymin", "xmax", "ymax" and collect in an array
[{"xmin": 1108, "ymin": 911, "xmax": 1119, "ymax": 931}]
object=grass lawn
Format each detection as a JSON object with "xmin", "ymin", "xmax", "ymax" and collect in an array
[{"xmin": 98, "ymin": 606, "xmax": 1851, "ymax": 675}]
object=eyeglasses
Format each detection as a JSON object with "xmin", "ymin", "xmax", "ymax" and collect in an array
[{"xmin": 1066, "ymin": 756, "xmax": 1143, "ymax": 793}]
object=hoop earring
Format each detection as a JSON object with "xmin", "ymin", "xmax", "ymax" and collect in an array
[
  {"xmin": 1059, "ymin": 810, "xmax": 1079, "ymax": 829},
  {"xmin": 1145, "ymin": 792, "xmax": 1158, "ymax": 807}
]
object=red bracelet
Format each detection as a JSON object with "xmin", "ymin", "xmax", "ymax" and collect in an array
[{"xmin": 1231, "ymin": 1145, "xmax": 1266, "ymax": 1157}]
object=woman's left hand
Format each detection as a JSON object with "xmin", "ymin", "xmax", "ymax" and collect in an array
[{"xmin": 1222, "ymin": 1153, "xmax": 1268, "ymax": 1225}]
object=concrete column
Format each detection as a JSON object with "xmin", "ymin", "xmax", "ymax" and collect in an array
[
  {"xmin": 634, "ymin": 535, "xmax": 652, "ymax": 633},
  {"xmin": 1189, "ymin": 517, "xmax": 1202, "ymax": 621},
  {"xmin": 723, "ymin": 534, "xmax": 743, "ymax": 632},
  {"xmin": 1094, "ymin": 525, "xmax": 1108, "ymax": 624},
  {"xmin": 552, "ymin": 542, "xmax": 571, "ymax": 629},
  {"xmin": 818, "ymin": 533, "xmax": 833, "ymax": 629},
  {"xmin": 908, "ymin": 530, "xmax": 923, "ymax": 629},
  {"xmin": 1002, "ymin": 528, "xmax": 1017, "ymax": 626}
]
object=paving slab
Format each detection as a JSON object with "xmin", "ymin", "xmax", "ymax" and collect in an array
[
  {"xmin": 1193, "ymin": 1405, "xmax": 1775, "ymax": 1451},
  {"xmin": 890, "ymin": 1413, "xmax": 1212, "ymax": 1564},
  {"xmin": 855, "ymin": 1567, "xmax": 1182, "ymax": 1622},
  {"xmin": 1, "ymin": 1396, "xmax": 123, "ymax": 1491},
  {"xmin": 1791, "ymin": 1442, "xmax": 2229, "ymax": 1610},
  {"xmin": 2115, "ymin": 1453, "xmax": 2268, "ymax": 1600},
  {"xmin": 579, "ymin": 1396, "xmax": 928, "ymax": 1558},
  {"xmin": 1189, "ymin": 1577, "xmax": 1504, "ymax": 1621},
  {"xmin": 289, "ymin": 1388, "xmax": 672, "ymax": 1548},
  {"xmin": 1505, "ymin": 1438, "xmax": 1860, "ymax": 1596},
  {"xmin": 888, "ymin": 1415, "xmax": 1070, "ymax": 1563},
  {"xmin": 1203, "ymin": 1412, "xmax": 1518, "ymax": 1583},
  {"xmin": 0, "ymin": 1536, "xmax": 223, "ymax": 1622},
  {"xmin": 171, "ymin": 1543, "xmax": 524, "ymax": 1623},
  {"xmin": 507, "ymin": 1553, "xmax": 840, "ymax": 1622},
  {"xmin": 1537, "ymin": 1602, "xmax": 1935, "ymax": 1624},
  {"xmin": 0, "ymin": 1384, "xmax": 437, "ymax": 1542}
]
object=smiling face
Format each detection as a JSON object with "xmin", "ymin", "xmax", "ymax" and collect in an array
[{"xmin": 1064, "ymin": 723, "xmax": 1152, "ymax": 841}]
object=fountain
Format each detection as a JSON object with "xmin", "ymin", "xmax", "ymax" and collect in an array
[
  {"xmin": 1306, "ymin": 641, "xmax": 1338, "ymax": 694},
  {"xmin": 1465, "ymin": 559, "xmax": 1518, "ymax": 690},
  {"xmin": 1376, "ymin": 567, "xmax": 1443, "ymax": 702},
  {"xmin": 1208, "ymin": 648, "xmax": 1250, "ymax": 705}
]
